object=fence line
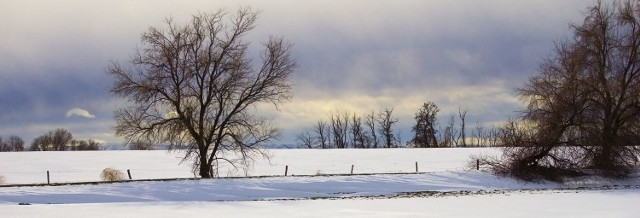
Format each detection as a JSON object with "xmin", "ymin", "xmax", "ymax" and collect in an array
[{"xmin": 0, "ymin": 160, "xmax": 482, "ymax": 186}]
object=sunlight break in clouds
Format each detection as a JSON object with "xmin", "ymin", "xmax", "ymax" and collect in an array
[
  {"xmin": 66, "ymin": 108, "xmax": 96, "ymax": 119},
  {"xmin": 0, "ymin": 0, "xmax": 595, "ymax": 144}
]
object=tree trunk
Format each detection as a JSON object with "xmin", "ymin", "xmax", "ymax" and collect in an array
[
  {"xmin": 596, "ymin": 126, "xmax": 615, "ymax": 171},
  {"xmin": 199, "ymin": 146, "xmax": 211, "ymax": 178}
]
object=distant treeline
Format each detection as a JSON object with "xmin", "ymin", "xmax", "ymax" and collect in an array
[
  {"xmin": 0, "ymin": 128, "xmax": 101, "ymax": 152},
  {"xmin": 295, "ymin": 103, "xmax": 505, "ymax": 149}
]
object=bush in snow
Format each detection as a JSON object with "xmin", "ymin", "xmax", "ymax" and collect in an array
[{"xmin": 100, "ymin": 168, "xmax": 124, "ymax": 182}]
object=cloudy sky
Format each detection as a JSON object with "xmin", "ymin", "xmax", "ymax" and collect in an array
[{"xmin": 0, "ymin": 0, "xmax": 594, "ymax": 145}]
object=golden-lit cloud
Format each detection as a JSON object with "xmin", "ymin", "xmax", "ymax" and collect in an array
[
  {"xmin": 0, "ymin": 0, "xmax": 594, "ymax": 144},
  {"xmin": 262, "ymin": 79, "xmax": 520, "ymax": 135}
]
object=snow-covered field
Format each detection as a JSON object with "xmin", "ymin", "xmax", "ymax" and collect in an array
[
  {"xmin": 0, "ymin": 148, "xmax": 499, "ymax": 184},
  {"xmin": 3, "ymin": 189, "xmax": 639, "ymax": 218},
  {"xmin": 1, "ymin": 148, "xmax": 639, "ymax": 217}
]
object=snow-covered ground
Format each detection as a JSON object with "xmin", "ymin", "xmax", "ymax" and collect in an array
[
  {"xmin": 3, "ymin": 189, "xmax": 639, "ymax": 218},
  {"xmin": 1, "ymin": 148, "xmax": 639, "ymax": 217},
  {"xmin": 0, "ymin": 148, "xmax": 499, "ymax": 184}
]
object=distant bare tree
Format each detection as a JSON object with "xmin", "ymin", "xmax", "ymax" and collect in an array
[
  {"xmin": 129, "ymin": 140, "xmax": 156, "ymax": 150},
  {"xmin": 108, "ymin": 8, "xmax": 294, "ymax": 178},
  {"xmin": 412, "ymin": 102, "xmax": 438, "ymax": 148},
  {"xmin": 29, "ymin": 129, "xmax": 73, "ymax": 151},
  {"xmin": 69, "ymin": 139, "xmax": 100, "ymax": 151},
  {"xmin": 458, "ymin": 107, "xmax": 468, "ymax": 147},
  {"xmin": 378, "ymin": 108, "xmax": 398, "ymax": 148},
  {"xmin": 487, "ymin": 125, "xmax": 502, "ymax": 147},
  {"xmin": 351, "ymin": 114, "xmax": 368, "ymax": 148},
  {"xmin": 330, "ymin": 112, "xmax": 350, "ymax": 149},
  {"xmin": 0, "ymin": 135, "xmax": 24, "ymax": 152},
  {"xmin": 473, "ymin": 121, "xmax": 486, "ymax": 146},
  {"xmin": 440, "ymin": 125, "xmax": 454, "ymax": 147},
  {"xmin": 7, "ymin": 135, "xmax": 25, "ymax": 151},
  {"xmin": 315, "ymin": 120, "xmax": 331, "ymax": 149},
  {"xmin": 29, "ymin": 135, "xmax": 51, "ymax": 151},
  {"xmin": 438, "ymin": 114, "xmax": 458, "ymax": 147},
  {"xmin": 364, "ymin": 112, "xmax": 379, "ymax": 148},
  {"xmin": 296, "ymin": 129, "xmax": 315, "ymax": 149},
  {"xmin": 395, "ymin": 129, "xmax": 405, "ymax": 147},
  {"xmin": 51, "ymin": 129, "xmax": 73, "ymax": 151}
]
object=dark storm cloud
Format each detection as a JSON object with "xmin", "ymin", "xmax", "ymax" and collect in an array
[{"xmin": 0, "ymin": 0, "xmax": 596, "ymax": 143}]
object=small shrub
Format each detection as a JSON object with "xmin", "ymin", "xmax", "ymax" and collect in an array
[{"xmin": 100, "ymin": 168, "xmax": 124, "ymax": 182}]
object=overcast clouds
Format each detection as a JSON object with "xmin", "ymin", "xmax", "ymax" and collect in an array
[{"xmin": 0, "ymin": 0, "xmax": 594, "ymax": 145}]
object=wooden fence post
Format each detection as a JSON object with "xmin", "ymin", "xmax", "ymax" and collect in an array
[
  {"xmin": 350, "ymin": 165, "xmax": 354, "ymax": 174},
  {"xmin": 46, "ymin": 170, "xmax": 50, "ymax": 185},
  {"xmin": 476, "ymin": 159, "xmax": 480, "ymax": 170},
  {"xmin": 127, "ymin": 169, "xmax": 132, "ymax": 180},
  {"xmin": 415, "ymin": 162, "xmax": 419, "ymax": 173},
  {"xmin": 285, "ymin": 165, "xmax": 288, "ymax": 176}
]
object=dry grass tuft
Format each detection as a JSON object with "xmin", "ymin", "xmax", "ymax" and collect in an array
[{"xmin": 100, "ymin": 168, "xmax": 124, "ymax": 182}]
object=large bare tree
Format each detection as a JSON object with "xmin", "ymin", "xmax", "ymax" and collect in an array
[
  {"xmin": 493, "ymin": 0, "xmax": 640, "ymax": 180},
  {"xmin": 109, "ymin": 8, "xmax": 295, "ymax": 178}
]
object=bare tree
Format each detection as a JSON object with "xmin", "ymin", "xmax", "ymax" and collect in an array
[
  {"xmin": 28, "ymin": 129, "xmax": 73, "ymax": 151},
  {"xmin": 129, "ymin": 140, "xmax": 156, "ymax": 150},
  {"xmin": 490, "ymin": 0, "xmax": 640, "ymax": 180},
  {"xmin": 473, "ymin": 121, "xmax": 486, "ymax": 147},
  {"xmin": 412, "ymin": 102, "xmax": 438, "ymax": 148},
  {"xmin": 29, "ymin": 134, "xmax": 51, "ymax": 151},
  {"xmin": 108, "ymin": 8, "xmax": 294, "ymax": 178},
  {"xmin": 440, "ymin": 125, "xmax": 454, "ymax": 147},
  {"xmin": 7, "ymin": 135, "xmax": 25, "ymax": 151},
  {"xmin": 70, "ymin": 139, "xmax": 102, "ymax": 151},
  {"xmin": 51, "ymin": 128, "xmax": 73, "ymax": 151},
  {"xmin": 395, "ymin": 129, "xmax": 405, "ymax": 147},
  {"xmin": 487, "ymin": 125, "xmax": 502, "ymax": 147},
  {"xmin": 364, "ymin": 111, "xmax": 379, "ymax": 148},
  {"xmin": 0, "ymin": 137, "xmax": 4, "ymax": 152},
  {"xmin": 296, "ymin": 129, "xmax": 315, "ymax": 149},
  {"xmin": 458, "ymin": 107, "xmax": 468, "ymax": 147},
  {"xmin": 330, "ymin": 111, "xmax": 350, "ymax": 149},
  {"xmin": 438, "ymin": 114, "xmax": 458, "ymax": 147},
  {"xmin": 378, "ymin": 108, "xmax": 398, "ymax": 148},
  {"xmin": 0, "ymin": 135, "xmax": 24, "ymax": 152},
  {"xmin": 315, "ymin": 120, "xmax": 331, "ymax": 149},
  {"xmin": 351, "ymin": 114, "xmax": 368, "ymax": 148}
]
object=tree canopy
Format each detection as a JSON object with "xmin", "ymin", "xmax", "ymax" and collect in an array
[{"xmin": 109, "ymin": 7, "xmax": 295, "ymax": 178}]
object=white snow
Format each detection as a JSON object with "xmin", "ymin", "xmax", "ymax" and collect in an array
[
  {"xmin": 0, "ymin": 148, "xmax": 499, "ymax": 184},
  {"xmin": 3, "ymin": 190, "xmax": 639, "ymax": 218},
  {"xmin": 1, "ymin": 148, "xmax": 639, "ymax": 217}
]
